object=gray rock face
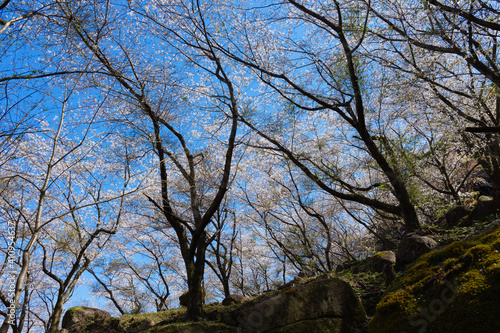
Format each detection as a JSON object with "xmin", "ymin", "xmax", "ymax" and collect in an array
[
  {"xmin": 373, "ymin": 251, "xmax": 396, "ymax": 269},
  {"xmin": 222, "ymin": 277, "xmax": 366, "ymax": 333},
  {"xmin": 222, "ymin": 294, "xmax": 245, "ymax": 306},
  {"xmin": 61, "ymin": 306, "xmax": 111, "ymax": 333},
  {"xmin": 445, "ymin": 205, "xmax": 470, "ymax": 227},
  {"xmin": 374, "ymin": 251, "xmax": 397, "ymax": 286},
  {"xmin": 396, "ymin": 233, "xmax": 438, "ymax": 267}
]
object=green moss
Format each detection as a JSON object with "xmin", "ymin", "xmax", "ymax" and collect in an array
[
  {"xmin": 456, "ymin": 269, "xmax": 488, "ymax": 297},
  {"xmin": 282, "ymin": 287, "xmax": 298, "ymax": 295},
  {"xmin": 375, "ymin": 288, "xmax": 418, "ymax": 314},
  {"xmin": 369, "ymin": 223, "xmax": 500, "ymax": 333},
  {"xmin": 431, "ymin": 220, "xmax": 493, "ymax": 246},
  {"xmin": 442, "ymin": 257, "xmax": 458, "ymax": 269},
  {"xmin": 64, "ymin": 306, "xmax": 80, "ymax": 320}
]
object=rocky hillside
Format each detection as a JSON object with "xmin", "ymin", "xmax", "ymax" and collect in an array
[
  {"xmin": 61, "ymin": 276, "xmax": 367, "ymax": 333},
  {"xmin": 369, "ymin": 221, "xmax": 500, "ymax": 333},
  {"xmin": 62, "ymin": 220, "xmax": 500, "ymax": 333}
]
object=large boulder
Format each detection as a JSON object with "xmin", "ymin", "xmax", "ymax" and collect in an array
[
  {"xmin": 374, "ymin": 251, "xmax": 397, "ymax": 287},
  {"xmin": 61, "ymin": 306, "xmax": 111, "ymax": 333},
  {"xmin": 222, "ymin": 294, "xmax": 245, "ymax": 306},
  {"xmin": 459, "ymin": 200, "xmax": 500, "ymax": 227},
  {"xmin": 445, "ymin": 205, "xmax": 470, "ymax": 227},
  {"xmin": 396, "ymin": 233, "xmax": 438, "ymax": 267},
  {"xmin": 61, "ymin": 278, "xmax": 367, "ymax": 333},
  {"xmin": 373, "ymin": 251, "xmax": 396, "ymax": 269},
  {"xmin": 222, "ymin": 276, "xmax": 366, "ymax": 333},
  {"xmin": 179, "ymin": 287, "xmax": 206, "ymax": 307}
]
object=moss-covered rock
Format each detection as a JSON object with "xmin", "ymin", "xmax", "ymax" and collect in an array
[
  {"xmin": 369, "ymin": 221, "xmax": 500, "ymax": 333},
  {"xmin": 63, "ymin": 276, "xmax": 366, "ymax": 333},
  {"xmin": 334, "ymin": 251, "xmax": 397, "ymax": 316},
  {"xmin": 61, "ymin": 306, "xmax": 111, "ymax": 333},
  {"xmin": 222, "ymin": 276, "xmax": 366, "ymax": 332}
]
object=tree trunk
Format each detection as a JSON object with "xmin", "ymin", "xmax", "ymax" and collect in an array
[
  {"xmin": 186, "ymin": 263, "xmax": 204, "ymax": 319},
  {"xmin": 360, "ymin": 130, "xmax": 421, "ymax": 232},
  {"xmin": 473, "ymin": 137, "xmax": 500, "ymax": 201},
  {"xmin": 185, "ymin": 236, "xmax": 207, "ymax": 320},
  {"xmin": 47, "ymin": 300, "xmax": 64, "ymax": 333},
  {"xmin": 0, "ymin": 322, "xmax": 10, "ymax": 333},
  {"xmin": 222, "ymin": 278, "xmax": 230, "ymax": 299},
  {"xmin": 487, "ymin": 140, "xmax": 500, "ymax": 200},
  {"xmin": 398, "ymin": 191, "xmax": 421, "ymax": 232}
]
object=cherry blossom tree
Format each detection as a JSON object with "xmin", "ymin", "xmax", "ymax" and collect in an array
[
  {"xmin": 40, "ymin": 161, "xmax": 132, "ymax": 333},
  {"xmin": 0, "ymin": 69, "xmax": 141, "ymax": 332},
  {"xmin": 4, "ymin": 1, "xmax": 500, "ymax": 330},
  {"xmin": 368, "ymin": 0, "xmax": 500, "ymax": 200},
  {"xmin": 87, "ymin": 199, "xmax": 185, "ymax": 315},
  {"xmin": 205, "ymin": 200, "xmax": 238, "ymax": 300},
  {"xmin": 236, "ymin": 145, "xmax": 367, "ymax": 275},
  {"xmin": 49, "ymin": 0, "xmax": 247, "ymax": 319},
  {"xmin": 191, "ymin": 0, "xmax": 424, "ymax": 232},
  {"xmin": 0, "ymin": 0, "xmax": 39, "ymax": 36}
]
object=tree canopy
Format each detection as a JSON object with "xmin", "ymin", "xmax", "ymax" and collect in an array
[{"xmin": 1, "ymin": 0, "xmax": 499, "ymax": 331}]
